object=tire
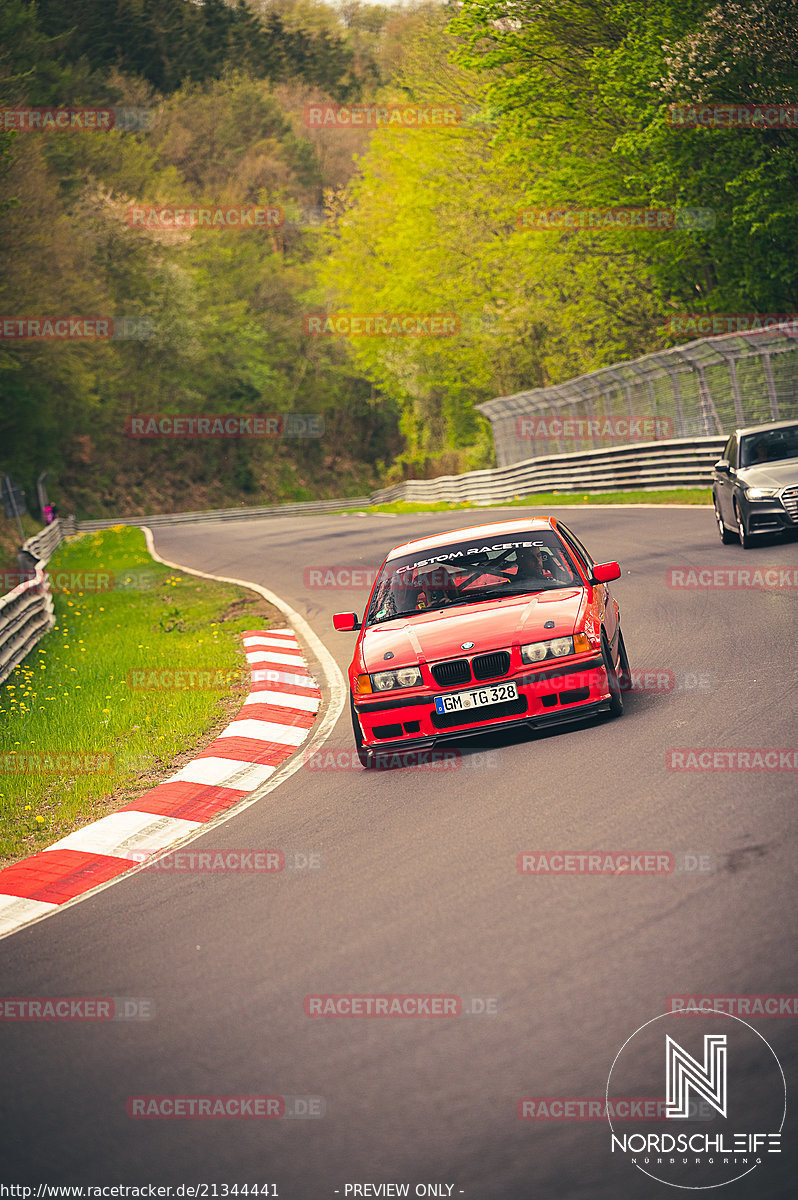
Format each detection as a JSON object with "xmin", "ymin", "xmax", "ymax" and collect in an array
[
  {"xmin": 616, "ymin": 629, "xmax": 631, "ymax": 693},
  {"xmin": 602, "ymin": 634, "xmax": 624, "ymax": 718},
  {"xmin": 350, "ymin": 696, "xmax": 376, "ymax": 769},
  {"xmin": 714, "ymin": 495, "xmax": 735, "ymax": 544},
  {"xmin": 734, "ymin": 501, "xmax": 754, "ymax": 549}
]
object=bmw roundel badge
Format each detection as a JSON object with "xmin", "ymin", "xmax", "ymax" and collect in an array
[{"xmin": 461, "ymin": 642, "xmax": 475, "ymax": 649}]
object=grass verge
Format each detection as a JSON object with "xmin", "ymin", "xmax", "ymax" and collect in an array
[
  {"xmin": 340, "ymin": 489, "xmax": 712, "ymax": 515},
  {"xmin": 0, "ymin": 525, "xmax": 282, "ymax": 865}
]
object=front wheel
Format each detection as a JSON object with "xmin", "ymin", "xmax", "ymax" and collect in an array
[
  {"xmin": 350, "ymin": 696, "xmax": 376, "ymax": 768},
  {"xmin": 602, "ymin": 635, "xmax": 624, "ymax": 718},
  {"xmin": 617, "ymin": 629, "xmax": 631, "ymax": 692},
  {"xmin": 714, "ymin": 495, "xmax": 735, "ymax": 544},
  {"xmin": 735, "ymin": 501, "xmax": 754, "ymax": 549}
]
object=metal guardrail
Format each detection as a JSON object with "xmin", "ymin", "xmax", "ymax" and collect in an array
[
  {"xmin": 22, "ymin": 515, "xmax": 76, "ymax": 559},
  {"xmin": 0, "ymin": 566, "xmax": 54, "ymax": 686},
  {"xmin": 0, "ymin": 517, "xmax": 75, "ymax": 685},
  {"xmin": 70, "ymin": 439, "xmax": 721, "ymax": 532},
  {"xmin": 76, "ymin": 497, "xmax": 374, "ymax": 531},
  {"xmin": 371, "ymin": 437, "xmax": 726, "ymax": 505}
]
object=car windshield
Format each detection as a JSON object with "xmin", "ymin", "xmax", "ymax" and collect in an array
[
  {"xmin": 740, "ymin": 426, "xmax": 798, "ymax": 468},
  {"xmin": 366, "ymin": 532, "xmax": 580, "ymax": 626}
]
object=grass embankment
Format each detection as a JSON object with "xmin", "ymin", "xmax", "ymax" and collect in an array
[
  {"xmin": 0, "ymin": 526, "xmax": 281, "ymax": 865},
  {"xmin": 344, "ymin": 489, "xmax": 713, "ymax": 515}
]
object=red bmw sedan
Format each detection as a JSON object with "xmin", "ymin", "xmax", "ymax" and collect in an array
[{"xmin": 333, "ymin": 518, "xmax": 629, "ymax": 767}]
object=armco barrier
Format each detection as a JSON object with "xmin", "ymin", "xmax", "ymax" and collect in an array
[
  {"xmin": 70, "ymin": 438, "xmax": 721, "ymax": 533},
  {"xmin": 76, "ymin": 497, "xmax": 374, "ymax": 531},
  {"xmin": 22, "ymin": 514, "xmax": 76, "ymax": 560},
  {"xmin": 0, "ymin": 517, "xmax": 75, "ymax": 685},
  {"xmin": 0, "ymin": 566, "xmax": 54, "ymax": 686},
  {"xmin": 370, "ymin": 437, "xmax": 726, "ymax": 505}
]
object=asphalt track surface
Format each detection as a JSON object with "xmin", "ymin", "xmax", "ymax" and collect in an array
[{"xmin": 1, "ymin": 506, "xmax": 797, "ymax": 1198}]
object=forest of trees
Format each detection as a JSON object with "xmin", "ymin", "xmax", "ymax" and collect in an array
[{"xmin": 1, "ymin": 0, "xmax": 797, "ymax": 518}]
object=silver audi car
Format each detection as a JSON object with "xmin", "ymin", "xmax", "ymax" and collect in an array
[{"xmin": 712, "ymin": 420, "xmax": 798, "ymax": 547}]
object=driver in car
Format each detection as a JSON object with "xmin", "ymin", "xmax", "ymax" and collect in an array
[
  {"xmin": 414, "ymin": 564, "xmax": 458, "ymax": 610},
  {"xmin": 513, "ymin": 545, "xmax": 571, "ymax": 587}
]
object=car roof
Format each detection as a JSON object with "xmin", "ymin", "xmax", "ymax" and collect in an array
[
  {"xmin": 734, "ymin": 419, "xmax": 798, "ymax": 437},
  {"xmin": 386, "ymin": 517, "xmax": 557, "ymax": 560}
]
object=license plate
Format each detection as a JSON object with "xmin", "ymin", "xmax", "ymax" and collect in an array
[{"xmin": 434, "ymin": 681, "xmax": 519, "ymax": 714}]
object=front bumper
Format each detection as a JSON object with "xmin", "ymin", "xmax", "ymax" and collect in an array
[
  {"xmin": 353, "ymin": 654, "xmax": 610, "ymax": 751},
  {"xmin": 740, "ymin": 494, "xmax": 798, "ymax": 534}
]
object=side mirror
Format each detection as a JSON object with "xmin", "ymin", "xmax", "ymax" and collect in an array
[
  {"xmin": 592, "ymin": 561, "xmax": 621, "ymax": 584},
  {"xmin": 333, "ymin": 612, "xmax": 361, "ymax": 631},
  {"xmin": 714, "ymin": 459, "xmax": 731, "ymax": 474}
]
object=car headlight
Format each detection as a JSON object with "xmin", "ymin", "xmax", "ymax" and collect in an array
[
  {"xmin": 370, "ymin": 666, "xmax": 423, "ymax": 690},
  {"xmin": 744, "ymin": 487, "xmax": 778, "ymax": 500},
  {"xmin": 521, "ymin": 635, "xmax": 575, "ymax": 664}
]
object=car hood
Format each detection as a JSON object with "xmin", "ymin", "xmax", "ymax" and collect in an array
[
  {"xmin": 360, "ymin": 589, "xmax": 585, "ymax": 670},
  {"xmin": 737, "ymin": 459, "xmax": 798, "ymax": 488}
]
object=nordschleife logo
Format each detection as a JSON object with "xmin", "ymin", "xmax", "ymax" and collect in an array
[{"xmin": 606, "ymin": 1010, "xmax": 785, "ymax": 1189}]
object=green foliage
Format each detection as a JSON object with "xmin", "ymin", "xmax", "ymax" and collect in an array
[
  {"xmin": 315, "ymin": 0, "xmax": 798, "ymax": 472},
  {"xmin": 449, "ymin": 0, "xmax": 798, "ymax": 312},
  {"xmin": 2, "ymin": 0, "xmax": 796, "ymax": 506},
  {"xmin": 33, "ymin": 0, "xmax": 359, "ymax": 100},
  {"xmin": 0, "ymin": 2, "xmax": 403, "ymax": 517}
]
